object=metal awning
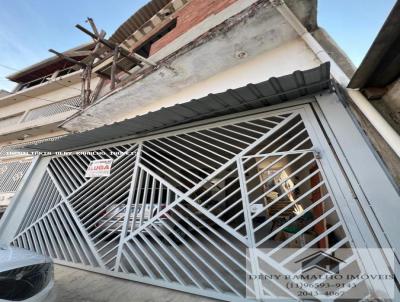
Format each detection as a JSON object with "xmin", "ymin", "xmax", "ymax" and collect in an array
[{"xmin": 22, "ymin": 62, "xmax": 331, "ymax": 152}]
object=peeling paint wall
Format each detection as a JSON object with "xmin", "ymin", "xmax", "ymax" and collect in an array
[
  {"xmin": 340, "ymin": 85, "xmax": 400, "ymax": 189},
  {"xmin": 378, "ymin": 79, "xmax": 400, "ymax": 133},
  {"xmin": 62, "ymin": 0, "xmax": 321, "ymax": 132},
  {"xmin": 312, "ymin": 27, "xmax": 356, "ymax": 79},
  {"xmin": 120, "ymin": 39, "xmax": 319, "ymax": 122},
  {"xmin": 149, "ymin": 0, "xmax": 238, "ymax": 55}
]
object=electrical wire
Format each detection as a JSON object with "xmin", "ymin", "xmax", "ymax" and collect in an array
[{"xmin": 0, "ymin": 63, "xmax": 18, "ymax": 71}]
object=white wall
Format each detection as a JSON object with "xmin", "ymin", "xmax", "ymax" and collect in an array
[
  {"xmin": 118, "ymin": 38, "xmax": 320, "ymax": 121},
  {"xmin": 0, "ymin": 76, "xmax": 100, "ymax": 146}
]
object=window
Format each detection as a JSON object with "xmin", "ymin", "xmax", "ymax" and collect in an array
[{"xmin": 134, "ymin": 18, "xmax": 177, "ymax": 58}]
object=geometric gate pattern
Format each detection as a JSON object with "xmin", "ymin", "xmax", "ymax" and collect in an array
[{"xmin": 11, "ymin": 109, "xmax": 373, "ymax": 300}]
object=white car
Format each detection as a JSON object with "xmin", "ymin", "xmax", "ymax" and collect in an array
[{"xmin": 0, "ymin": 242, "xmax": 56, "ymax": 302}]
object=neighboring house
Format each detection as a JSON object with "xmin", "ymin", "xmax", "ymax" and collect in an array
[
  {"xmin": 347, "ymin": 0, "xmax": 400, "ymax": 185},
  {"xmin": 0, "ymin": 42, "xmax": 101, "ymax": 216},
  {"xmin": 0, "ymin": 0, "xmax": 399, "ymax": 301}
]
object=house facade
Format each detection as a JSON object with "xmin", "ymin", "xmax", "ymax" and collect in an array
[
  {"xmin": 0, "ymin": 0, "xmax": 399, "ymax": 301},
  {"xmin": 0, "ymin": 42, "xmax": 102, "ymax": 216}
]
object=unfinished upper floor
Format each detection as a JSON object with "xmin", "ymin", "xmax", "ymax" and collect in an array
[{"xmin": 0, "ymin": 0, "xmax": 356, "ymax": 155}]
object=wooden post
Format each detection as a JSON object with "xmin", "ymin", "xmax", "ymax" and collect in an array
[
  {"xmin": 84, "ymin": 65, "xmax": 92, "ymax": 107},
  {"xmin": 50, "ymin": 19, "xmax": 111, "ymax": 107},
  {"xmin": 86, "ymin": 17, "xmax": 100, "ymax": 37},
  {"xmin": 49, "ymin": 49, "xmax": 86, "ymax": 67},
  {"xmin": 75, "ymin": 24, "xmax": 144, "ymax": 66},
  {"xmin": 110, "ymin": 47, "xmax": 119, "ymax": 90},
  {"xmin": 80, "ymin": 68, "xmax": 86, "ymax": 106},
  {"xmin": 91, "ymin": 76, "xmax": 105, "ymax": 102}
]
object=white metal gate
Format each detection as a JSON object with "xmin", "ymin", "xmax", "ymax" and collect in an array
[{"xmin": 10, "ymin": 105, "xmax": 389, "ymax": 301}]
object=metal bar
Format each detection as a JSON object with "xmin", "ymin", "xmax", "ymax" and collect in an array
[
  {"xmin": 155, "ymin": 137, "xmax": 216, "ymax": 171},
  {"xmin": 144, "ymin": 141, "xmax": 205, "ymax": 181},
  {"xmin": 167, "ymin": 212, "xmax": 245, "ymax": 296},
  {"xmin": 268, "ymin": 206, "xmax": 336, "ymax": 256},
  {"xmin": 120, "ymin": 250, "xmax": 143, "ymax": 277},
  {"xmin": 114, "ymin": 143, "xmax": 143, "ymax": 271},
  {"xmin": 47, "ymin": 168, "xmax": 106, "ymax": 268},
  {"xmin": 242, "ymin": 120, "xmax": 273, "ymax": 131},
  {"xmin": 142, "ymin": 225, "xmax": 191, "ymax": 286},
  {"xmin": 79, "ymin": 180, "xmax": 131, "ymax": 223},
  {"xmin": 72, "ymin": 154, "xmax": 135, "ymax": 209},
  {"xmin": 183, "ymin": 133, "xmax": 236, "ymax": 157},
  {"xmin": 157, "ymin": 217, "xmax": 224, "ymax": 293},
  {"xmin": 250, "ymin": 167, "xmax": 321, "ymax": 217},
  {"xmin": 55, "ymin": 206, "xmax": 86, "ymax": 264},
  {"xmin": 58, "ymin": 203, "xmax": 96, "ymax": 266},
  {"xmin": 122, "ymin": 114, "xmax": 299, "ymax": 244},
  {"xmin": 251, "ymin": 180, "xmax": 326, "ymax": 234},
  {"xmin": 63, "ymin": 200, "xmax": 106, "ymax": 268},
  {"xmin": 167, "ymin": 135, "xmax": 225, "ymax": 165},
  {"xmin": 138, "ymin": 170, "xmax": 150, "ymax": 227},
  {"xmin": 192, "ymin": 130, "xmax": 243, "ymax": 153},
  {"xmin": 50, "ymin": 206, "xmax": 76, "ymax": 262},
  {"xmin": 205, "ymin": 128, "xmax": 250, "ymax": 147},
  {"xmin": 283, "ymin": 222, "xmax": 342, "ymax": 266},
  {"xmin": 177, "ymin": 203, "xmax": 250, "ymax": 265},
  {"xmin": 182, "ymin": 197, "xmax": 248, "ymax": 245},
  {"xmin": 140, "ymin": 156, "xmax": 191, "ymax": 190},
  {"xmin": 126, "ymin": 239, "xmax": 156, "ymax": 279},
  {"xmin": 256, "ymin": 194, "xmax": 330, "ymax": 246},
  {"xmin": 150, "ymin": 222, "xmax": 207, "ymax": 289},
  {"xmin": 46, "ymin": 210, "xmax": 70, "ymax": 261},
  {"xmin": 170, "ymin": 208, "xmax": 250, "ymax": 292},
  {"xmin": 130, "ymin": 168, "xmax": 145, "ymax": 233},
  {"xmin": 251, "ymin": 119, "xmax": 303, "ymax": 156},
  {"xmin": 31, "ymin": 225, "xmax": 45, "ymax": 255},
  {"xmin": 142, "ymin": 144, "xmax": 200, "ymax": 184},
  {"xmin": 26, "ymin": 229, "xmax": 39, "ymax": 253},
  {"xmin": 246, "ymin": 153, "xmax": 311, "ymax": 195},
  {"xmin": 236, "ymin": 157, "xmax": 263, "ymax": 299},
  {"xmin": 88, "ymin": 202, "xmax": 126, "ymax": 236},
  {"xmin": 41, "ymin": 217, "xmax": 61, "ymax": 259},
  {"xmin": 135, "ymin": 233, "xmax": 171, "ymax": 282}
]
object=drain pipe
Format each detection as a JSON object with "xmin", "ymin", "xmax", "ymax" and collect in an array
[
  {"xmin": 347, "ymin": 89, "xmax": 400, "ymax": 158},
  {"xmin": 270, "ymin": 0, "xmax": 349, "ymax": 86},
  {"xmin": 270, "ymin": 0, "xmax": 400, "ymax": 158}
]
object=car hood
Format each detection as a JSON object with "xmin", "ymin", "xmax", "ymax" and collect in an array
[{"xmin": 0, "ymin": 241, "xmax": 50, "ymax": 272}]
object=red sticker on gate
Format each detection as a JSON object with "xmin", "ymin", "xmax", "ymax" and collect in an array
[{"xmin": 85, "ymin": 159, "xmax": 113, "ymax": 178}]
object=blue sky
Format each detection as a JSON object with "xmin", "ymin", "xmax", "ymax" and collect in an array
[{"xmin": 0, "ymin": 0, "xmax": 396, "ymax": 92}]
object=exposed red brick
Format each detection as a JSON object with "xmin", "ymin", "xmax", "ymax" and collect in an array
[{"xmin": 149, "ymin": 0, "xmax": 238, "ymax": 55}]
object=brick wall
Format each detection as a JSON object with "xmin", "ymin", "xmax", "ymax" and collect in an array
[{"xmin": 149, "ymin": 0, "xmax": 238, "ymax": 56}]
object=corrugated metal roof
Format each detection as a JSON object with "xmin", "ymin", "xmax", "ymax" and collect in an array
[
  {"xmin": 7, "ymin": 42, "xmax": 95, "ymax": 83},
  {"xmin": 22, "ymin": 62, "xmax": 331, "ymax": 152},
  {"xmin": 109, "ymin": 0, "xmax": 172, "ymax": 44}
]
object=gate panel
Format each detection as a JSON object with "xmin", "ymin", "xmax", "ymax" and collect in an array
[{"xmin": 10, "ymin": 107, "xmax": 389, "ymax": 301}]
